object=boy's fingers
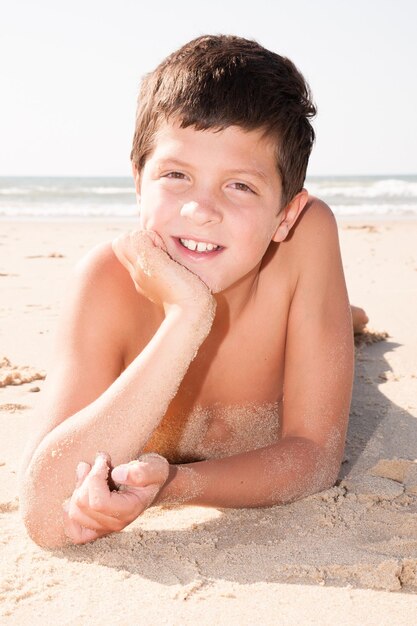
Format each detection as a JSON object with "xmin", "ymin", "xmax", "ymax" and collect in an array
[
  {"xmin": 75, "ymin": 527, "xmax": 101, "ymax": 545},
  {"xmin": 131, "ymin": 230, "xmax": 170, "ymax": 263},
  {"xmin": 138, "ymin": 453, "xmax": 170, "ymax": 482},
  {"xmin": 84, "ymin": 454, "xmax": 111, "ymax": 510},
  {"xmin": 112, "ymin": 236, "xmax": 134, "ymax": 271},
  {"xmin": 120, "ymin": 483, "xmax": 161, "ymax": 510},
  {"xmin": 111, "ymin": 454, "xmax": 169, "ymax": 487},
  {"xmin": 63, "ymin": 508, "xmax": 101, "ymax": 545},
  {"xmin": 144, "ymin": 230, "xmax": 167, "ymax": 252},
  {"xmin": 68, "ymin": 502, "xmax": 123, "ymax": 532},
  {"xmin": 113, "ymin": 232, "xmax": 144, "ymax": 268},
  {"xmin": 75, "ymin": 461, "xmax": 91, "ymax": 488},
  {"xmin": 113, "ymin": 230, "xmax": 167, "ymax": 278}
]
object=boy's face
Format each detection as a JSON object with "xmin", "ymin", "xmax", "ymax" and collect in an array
[{"xmin": 134, "ymin": 120, "xmax": 287, "ymax": 293}]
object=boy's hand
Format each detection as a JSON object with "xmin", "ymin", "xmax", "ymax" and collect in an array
[
  {"xmin": 111, "ymin": 230, "xmax": 215, "ymax": 316},
  {"xmin": 62, "ymin": 453, "xmax": 169, "ymax": 545}
]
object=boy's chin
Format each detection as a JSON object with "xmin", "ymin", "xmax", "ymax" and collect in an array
[
  {"xmin": 208, "ymin": 284, "xmax": 222, "ymax": 295},
  {"xmin": 191, "ymin": 272, "xmax": 223, "ymax": 295},
  {"xmin": 170, "ymin": 255, "xmax": 223, "ymax": 294},
  {"xmin": 193, "ymin": 274, "xmax": 222, "ymax": 295}
]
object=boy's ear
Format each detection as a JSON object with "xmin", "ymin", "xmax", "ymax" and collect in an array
[{"xmin": 272, "ymin": 189, "xmax": 309, "ymax": 242}]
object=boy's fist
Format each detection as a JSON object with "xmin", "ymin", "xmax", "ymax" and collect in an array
[
  {"xmin": 112, "ymin": 230, "xmax": 215, "ymax": 316},
  {"xmin": 63, "ymin": 452, "xmax": 170, "ymax": 545}
]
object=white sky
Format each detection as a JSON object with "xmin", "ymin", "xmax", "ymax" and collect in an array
[{"xmin": 1, "ymin": 0, "xmax": 416, "ymax": 177}]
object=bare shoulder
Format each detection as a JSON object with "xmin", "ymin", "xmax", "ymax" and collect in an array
[
  {"xmin": 75, "ymin": 240, "xmax": 133, "ymax": 295},
  {"xmin": 301, "ymin": 195, "xmax": 336, "ymax": 221},
  {"xmin": 49, "ymin": 240, "xmax": 145, "ymax": 405},
  {"xmin": 290, "ymin": 196, "xmax": 338, "ymax": 250},
  {"xmin": 75, "ymin": 239, "xmax": 141, "ymax": 313},
  {"xmin": 261, "ymin": 196, "xmax": 340, "ymax": 299},
  {"xmin": 71, "ymin": 240, "xmax": 151, "ymax": 356},
  {"xmin": 284, "ymin": 196, "xmax": 342, "ymax": 280}
]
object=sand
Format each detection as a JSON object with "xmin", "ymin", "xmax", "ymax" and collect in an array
[{"xmin": 1, "ymin": 218, "xmax": 417, "ymax": 624}]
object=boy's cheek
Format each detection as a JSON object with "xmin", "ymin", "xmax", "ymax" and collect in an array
[
  {"xmin": 136, "ymin": 210, "xmax": 171, "ymax": 254},
  {"xmin": 138, "ymin": 198, "xmax": 170, "ymax": 231},
  {"xmin": 138, "ymin": 210, "xmax": 158, "ymax": 232},
  {"xmin": 139, "ymin": 214, "xmax": 181, "ymax": 254}
]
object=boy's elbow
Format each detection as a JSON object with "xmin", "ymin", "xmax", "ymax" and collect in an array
[
  {"xmin": 19, "ymin": 477, "xmax": 68, "ymax": 549},
  {"xmin": 274, "ymin": 451, "xmax": 340, "ymax": 506},
  {"xmin": 310, "ymin": 454, "xmax": 341, "ymax": 496},
  {"xmin": 294, "ymin": 440, "xmax": 342, "ymax": 500},
  {"xmin": 20, "ymin": 502, "xmax": 68, "ymax": 549}
]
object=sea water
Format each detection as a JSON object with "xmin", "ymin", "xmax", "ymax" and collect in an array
[{"xmin": 0, "ymin": 174, "xmax": 416, "ymax": 220}]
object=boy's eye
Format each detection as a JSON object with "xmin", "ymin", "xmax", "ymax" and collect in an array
[
  {"xmin": 231, "ymin": 182, "xmax": 255, "ymax": 193},
  {"xmin": 164, "ymin": 171, "xmax": 187, "ymax": 179}
]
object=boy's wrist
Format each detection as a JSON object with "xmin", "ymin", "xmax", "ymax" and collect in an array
[
  {"xmin": 153, "ymin": 463, "xmax": 204, "ymax": 507},
  {"xmin": 165, "ymin": 296, "xmax": 216, "ymax": 340},
  {"xmin": 152, "ymin": 463, "xmax": 178, "ymax": 505},
  {"xmin": 165, "ymin": 292, "xmax": 216, "ymax": 319}
]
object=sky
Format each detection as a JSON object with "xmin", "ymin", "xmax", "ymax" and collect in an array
[{"xmin": 1, "ymin": 0, "xmax": 416, "ymax": 177}]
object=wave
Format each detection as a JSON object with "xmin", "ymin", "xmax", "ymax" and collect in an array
[
  {"xmin": 0, "ymin": 204, "xmax": 137, "ymax": 218},
  {"xmin": 0, "ymin": 186, "xmax": 135, "ymax": 196},
  {"xmin": 88, "ymin": 187, "xmax": 134, "ymax": 194},
  {"xmin": 0, "ymin": 187, "xmax": 32, "ymax": 195},
  {"xmin": 331, "ymin": 203, "xmax": 417, "ymax": 217},
  {"xmin": 307, "ymin": 178, "xmax": 417, "ymax": 200}
]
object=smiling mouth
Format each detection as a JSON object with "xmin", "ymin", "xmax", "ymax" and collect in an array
[{"xmin": 178, "ymin": 238, "xmax": 222, "ymax": 253}]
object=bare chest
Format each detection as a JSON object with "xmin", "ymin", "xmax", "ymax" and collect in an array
[{"xmin": 139, "ymin": 302, "xmax": 287, "ymax": 462}]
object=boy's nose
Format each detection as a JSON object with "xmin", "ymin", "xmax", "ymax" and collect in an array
[{"xmin": 180, "ymin": 200, "xmax": 222, "ymax": 225}]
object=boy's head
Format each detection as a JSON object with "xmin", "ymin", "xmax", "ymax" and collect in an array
[{"xmin": 131, "ymin": 34, "xmax": 316, "ymax": 209}]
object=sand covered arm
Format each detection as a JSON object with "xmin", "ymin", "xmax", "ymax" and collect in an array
[
  {"xmin": 154, "ymin": 436, "xmax": 332, "ymax": 508},
  {"xmin": 19, "ymin": 232, "xmax": 215, "ymax": 547}
]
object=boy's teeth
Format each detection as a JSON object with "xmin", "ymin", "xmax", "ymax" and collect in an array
[
  {"xmin": 185, "ymin": 239, "xmax": 197, "ymax": 251},
  {"xmin": 180, "ymin": 238, "xmax": 219, "ymax": 253}
]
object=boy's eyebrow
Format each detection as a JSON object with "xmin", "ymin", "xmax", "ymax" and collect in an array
[
  {"xmin": 226, "ymin": 168, "xmax": 269, "ymax": 183},
  {"xmin": 156, "ymin": 158, "xmax": 269, "ymax": 183},
  {"xmin": 156, "ymin": 158, "xmax": 190, "ymax": 170}
]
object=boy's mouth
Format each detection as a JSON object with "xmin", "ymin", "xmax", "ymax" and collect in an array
[{"xmin": 178, "ymin": 237, "xmax": 223, "ymax": 254}]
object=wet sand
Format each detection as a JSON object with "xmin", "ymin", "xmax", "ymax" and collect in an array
[{"xmin": 1, "ymin": 219, "xmax": 416, "ymax": 624}]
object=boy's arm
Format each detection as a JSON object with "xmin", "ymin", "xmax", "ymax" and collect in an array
[
  {"xmin": 152, "ymin": 200, "xmax": 354, "ymax": 507},
  {"xmin": 19, "ymin": 231, "xmax": 215, "ymax": 548}
]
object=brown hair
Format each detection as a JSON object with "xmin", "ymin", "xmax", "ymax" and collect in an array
[{"xmin": 131, "ymin": 35, "xmax": 316, "ymax": 208}]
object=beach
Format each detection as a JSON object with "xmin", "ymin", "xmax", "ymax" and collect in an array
[{"xmin": 1, "ymin": 218, "xmax": 417, "ymax": 624}]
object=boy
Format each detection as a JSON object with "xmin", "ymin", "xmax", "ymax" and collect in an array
[{"xmin": 19, "ymin": 35, "xmax": 365, "ymax": 548}]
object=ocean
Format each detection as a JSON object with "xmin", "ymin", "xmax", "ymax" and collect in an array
[{"xmin": 0, "ymin": 175, "xmax": 416, "ymax": 220}]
